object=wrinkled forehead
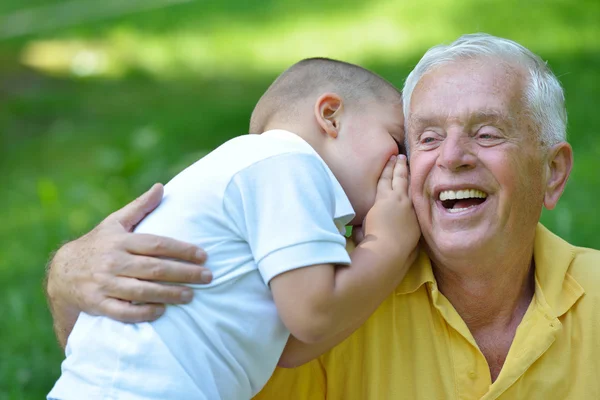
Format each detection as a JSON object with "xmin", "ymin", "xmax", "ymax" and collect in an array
[{"xmin": 406, "ymin": 58, "xmax": 526, "ymax": 131}]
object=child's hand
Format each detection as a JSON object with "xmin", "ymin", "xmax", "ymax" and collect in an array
[{"xmin": 362, "ymin": 155, "xmax": 421, "ymax": 260}]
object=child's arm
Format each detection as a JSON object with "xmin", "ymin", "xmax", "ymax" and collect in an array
[
  {"xmin": 270, "ymin": 155, "xmax": 421, "ymax": 362},
  {"xmin": 277, "ymin": 324, "xmax": 358, "ymax": 368}
]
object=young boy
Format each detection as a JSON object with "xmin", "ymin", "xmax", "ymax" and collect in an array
[{"xmin": 48, "ymin": 58, "xmax": 420, "ymax": 400}]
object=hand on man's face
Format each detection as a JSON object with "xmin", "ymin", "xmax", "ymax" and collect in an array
[{"xmin": 405, "ymin": 58, "xmax": 551, "ymax": 260}]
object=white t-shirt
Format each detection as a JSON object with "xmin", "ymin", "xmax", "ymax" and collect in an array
[{"xmin": 49, "ymin": 130, "xmax": 355, "ymax": 400}]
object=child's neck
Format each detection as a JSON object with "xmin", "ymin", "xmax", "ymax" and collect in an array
[{"xmin": 263, "ymin": 121, "xmax": 326, "ymax": 158}]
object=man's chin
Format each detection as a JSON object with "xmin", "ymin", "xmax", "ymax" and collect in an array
[{"xmin": 424, "ymin": 227, "xmax": 493, "ymax": 260}]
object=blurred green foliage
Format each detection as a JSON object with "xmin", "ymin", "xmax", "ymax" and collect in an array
[{"xmin": 1, "ymin": 0, "xmax": 598, "ymax": 398}]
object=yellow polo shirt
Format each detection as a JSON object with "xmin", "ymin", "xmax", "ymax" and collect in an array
[{"xmin": 254, "ymin": 224, "xmax": 600, "ymax": 399}]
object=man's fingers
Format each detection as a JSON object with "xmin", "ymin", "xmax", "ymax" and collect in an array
[
  {"xmin": 123, "ymin": 255, "xmax": 213, "ymax": 284},
  {"xmin": 377, "ymin": 155, "xmax": 397, "ymax": 194},
  {"xmin": 392, "ymin": 155, "xmax": 409, "ymax": 193},
  {"xmin": 123, "ymin": 234, "xmax": 207, "ymax": 265},
  {"xmin": 97, "ymin": 298, "xmax": 166, "ymax": 323},
  {"xmin": 105, "ymin": 277, "xmax": 196, "ymax": 305},
  {"xmin": 109, "ymin": 184, "xmax": 165, "ymax": 232}
]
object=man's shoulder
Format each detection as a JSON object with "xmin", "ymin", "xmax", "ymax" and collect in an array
[
  {"xmin": 569, "ymin": 245, "xmax": 600, "ymax": 291},
  {"xmin": 536, "ymin": 224, "xmax": 600, "ymax": 290},
  {"xmin": 572, "ymin": 245, "xmax": 600, "ymax": 262}
]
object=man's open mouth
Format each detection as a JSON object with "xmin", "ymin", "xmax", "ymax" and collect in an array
[{"xmin": 438, "ymin": 189, "xmax": 488, "ymax": 213}]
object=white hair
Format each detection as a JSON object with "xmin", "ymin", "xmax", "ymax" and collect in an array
[{"xmin": 403, "ymin": 33, "xmax": 567, "ymax": 149}]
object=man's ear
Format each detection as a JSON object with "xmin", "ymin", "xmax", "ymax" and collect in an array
[
  {"xmin": 314, "ymin": 93, "xmax": 343, "ymax": 138},
  {"xmin": 543, "ymin": 142, "xmax": 573, "ymax": 210}
]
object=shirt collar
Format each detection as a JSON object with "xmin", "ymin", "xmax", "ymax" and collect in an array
[
  {"xmin": 260, "ymin": 129, "xmax": 355, "ymax": 233},
  {"xmin": 395, "ymin": 223, "xmax": 584, "ymax": 317},
  {"xmin": 395, "ymin": 249, "xmax": 435, "ymax": 295},
  {"xmin": 533, "ymin": 223, "xmax": 584, "ymax": 317}
]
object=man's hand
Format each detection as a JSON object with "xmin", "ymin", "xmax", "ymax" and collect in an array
[{"xmin": 45, "ymin": 183, "xmax": 212, "ymax": 347}]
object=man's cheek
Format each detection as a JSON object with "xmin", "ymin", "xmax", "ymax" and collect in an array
[{"xmin": 408, "ymin": 171, "xmax": 426, "ymax": 203}]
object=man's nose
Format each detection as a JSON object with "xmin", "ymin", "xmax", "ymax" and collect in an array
[{"xmin": 436, "ymin": 134, "xmax": 477, "ymax": 171}]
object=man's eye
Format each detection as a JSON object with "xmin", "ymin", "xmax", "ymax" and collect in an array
[
  {"xmin": 476, "ymin": 126, "xmax": 502, "ymax": 140},
  {"xmin": 417, "ymin": 130, "xmax": 442, "ymax": 149},
  {"xmin": 478, "ymin": 132, "xmax": 499, "ymax": 139}
]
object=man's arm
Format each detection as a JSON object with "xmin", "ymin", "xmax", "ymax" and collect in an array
[
  {"xmin": 44, "ymin": 184, "xmax": 213, "ymax": 348},
  {"xmin": 45, "ymin": 242, "xmax": 87, "ymax": 349}
]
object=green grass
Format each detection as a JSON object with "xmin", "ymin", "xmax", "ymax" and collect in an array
[{"xmin": 1, "ymin": 0, "xmax": 599, "ymax": 398}]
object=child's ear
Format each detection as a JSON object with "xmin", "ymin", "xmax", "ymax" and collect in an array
[
  {"xmin": 314, "ymin": 93, "xmax": 343, "ymax": 138},
  {"xmin": 543, "ymin": 142, "xmax": 573, "ymax": 210}
]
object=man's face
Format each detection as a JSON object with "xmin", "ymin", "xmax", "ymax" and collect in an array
[{"xmin": 406, "ymin": 58, "xmax": 547, "ymax": 260}]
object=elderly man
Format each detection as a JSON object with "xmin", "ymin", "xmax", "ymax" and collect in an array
[{"xmin": 46, "ymin": 34, "xmax": 599, "ymax": 399}]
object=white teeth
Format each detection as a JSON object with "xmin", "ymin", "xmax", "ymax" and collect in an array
[
  {"xmin": 439, "ymin": 189, "xmax": 487, "ymax": 201},
  {"xmin": 448, "ymin": 207, "xmax": 471, "ymax": 213}
]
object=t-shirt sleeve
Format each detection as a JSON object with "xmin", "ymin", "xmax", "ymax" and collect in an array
[{"xmin": 223, "ymin": 152, "xmax": 350, "ymax": 285}]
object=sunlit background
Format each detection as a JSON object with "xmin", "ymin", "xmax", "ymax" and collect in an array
[{"xmin": 1, "ymin": 0, "xmax": 599, "ymax": 397}]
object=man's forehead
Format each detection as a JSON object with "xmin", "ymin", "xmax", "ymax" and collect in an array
[
  {"xmin": 424, "ymin": 56, "xmax": 521, "ymax": 80},
  {"xmin": 412, "ymin": 57, "xmax": 523, "ymax": 97},
  {"xmin": 407, "ymin": 62, "xmax": 525, "ymax": 127},
  {"xmin": 409, "ymin": 108, "xmax": 513, "ymax": 125}
]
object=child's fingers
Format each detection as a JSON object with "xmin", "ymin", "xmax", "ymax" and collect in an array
[
  {"xmin": 392, "ymin": 155, "xmax": 409, "ymax": 193},
  {"xmin": 350, "ymin": 225, "xmax": 365, "ymax": 244},
  {"xmin": 377, "ymin": 155, "xmax": 397, "ymax": 193}
]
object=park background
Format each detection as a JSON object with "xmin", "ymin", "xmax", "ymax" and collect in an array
[{"xmin": 0, "ymin": 0, "xmax": 598, "ymax": 398}]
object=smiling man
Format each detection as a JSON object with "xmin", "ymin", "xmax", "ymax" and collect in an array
[
  {"xmin": 251, "ymin": 34, "xmax": 600, "ymax": 399},
  {"xmin": 46, "ymin": 34, "xmax": 600, "ymax": 399}
]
